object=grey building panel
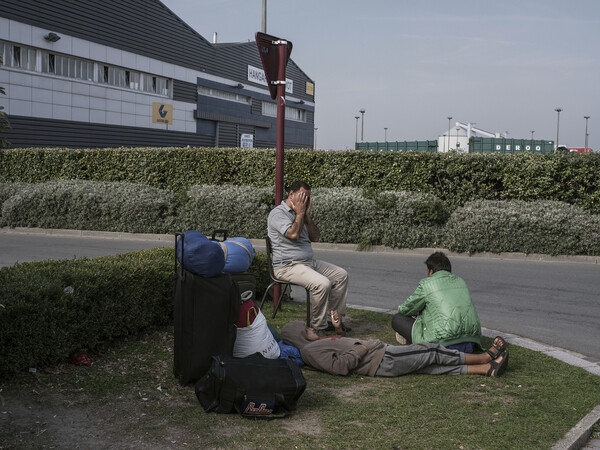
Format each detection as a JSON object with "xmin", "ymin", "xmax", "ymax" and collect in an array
[
  {"xmin": 172, "ymin": 80, "xmax": 197, "ymax": 103},
  {"xmin": 4, "ymin": 116, "xmax": 213, "ymax": 148},
  {"xmin": 193, "ymin": 110, "xmax": 271, "ymax": 129},
  {"xmin": 0, "ymin": 0, "xmax": 214, "ymax": 71}
]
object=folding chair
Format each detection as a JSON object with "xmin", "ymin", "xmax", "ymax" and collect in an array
[{"xmin": 259, "ymin": 237, "xmax": 311, "ymax": 325}]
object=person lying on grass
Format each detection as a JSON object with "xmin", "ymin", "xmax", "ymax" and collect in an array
[{"xmin": 280, "ymin": 311, "xmax": 508, "ymax": 378}]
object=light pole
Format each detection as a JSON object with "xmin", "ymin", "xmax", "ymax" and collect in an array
[
  {"xmin": 314, "ymin": 127, "xmax": 318, "ymax": 150},
  {"xmin": 447, "ymin": 116, "xmax": 452, "ymax": 152},
  {"xmin": 261, "ymin": 0, "xmax": 267, "ymax": 33},
  {"xmin": 384, "ymin": 127, "xmax": 388, "ymax": 142},
  {"xmin": 359, "ymin": 109, "xmax": 365, "ymax": 142},
  {"xmin": 555, "ymin": 107, "xmax": 562, "ymax": 150},
  {"xmin": 530, "ymin": 130, "xmax": 535, "ymax": 140},
  {"xmin": 584, "ymin": 116, "xmax": 590, "ymax": 152},
  {"xmin": 455, "ymin": 126, "xmax": 460, "ymax": 151},
  {"xmin": 354, "ymin": 116, "xmax": 359, "ymax": 146}
]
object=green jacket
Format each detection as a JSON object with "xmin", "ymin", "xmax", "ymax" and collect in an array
[{"xmin": 398, "ymin": 270, "xmax": 482, "ymax": 349}]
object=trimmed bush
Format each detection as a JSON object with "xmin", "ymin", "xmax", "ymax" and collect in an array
[
  {"xmin": 177, "ymin": 184, "xmax": 273, "ymax": 238},
  {"xmin": 1, "ymin": 148, "xmax": 599, "ymax": 212},
  {"xmin": 0, "ymin": 248, "xmax": 174, "ymax": 377},
  {"xmin": 0, "ymin": 180, "xmax": 177, "ymax": 233},
  {"xmin": 443, "ymin": 200, "xmax": 600, "ymax": 256}
]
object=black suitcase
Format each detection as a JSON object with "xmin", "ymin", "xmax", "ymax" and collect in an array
[
  {"xmin": 195, "ymin": 353, "xmax": 306, "ymax": 418},
  {"xmin": 173, "ymin": 232, "xmax": 241, "ymax": 386}
]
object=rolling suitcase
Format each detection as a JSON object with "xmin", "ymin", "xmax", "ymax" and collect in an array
[{"xmin": 173, "ymin": 232, "xmax": 241, "ymax": 386}]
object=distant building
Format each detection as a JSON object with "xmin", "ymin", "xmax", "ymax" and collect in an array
[{"xmin": 0, "ymin": 0, "xmax": 315, "ymax": 148}]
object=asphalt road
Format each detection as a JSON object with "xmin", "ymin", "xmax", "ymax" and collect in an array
[{"xmin": 1, "ymin": 230, "xmax": 599, "ymax": 361}]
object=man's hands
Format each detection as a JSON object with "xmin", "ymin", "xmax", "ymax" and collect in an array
[{"xmin": 289, "ymin": 189, "xmax": 310, "ymax": 217}]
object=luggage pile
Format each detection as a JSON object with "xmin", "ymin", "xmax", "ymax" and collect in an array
[{"xmin": 173, "ymin": 229, "xmax": 306, "ymax": 419}]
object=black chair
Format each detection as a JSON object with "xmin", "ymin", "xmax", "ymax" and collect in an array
[{"xmin": 259, "ymin": 237, "xmax": 311, "ymax": 325}]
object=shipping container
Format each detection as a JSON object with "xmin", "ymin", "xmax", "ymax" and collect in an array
[
  {"xmin": 469, "ymin": 137, "xmax": 554, "ymax": 154},
  {"xmin": 355, "ymin": 140, "xmax": 438, "ymax": 152}
]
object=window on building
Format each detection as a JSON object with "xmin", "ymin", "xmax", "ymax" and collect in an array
[
  {"xmin": 261, "ymin": 101, "xmax": 306, "ymax": 122},
  {"xmin": 197, "ymin": 85, "xmax": 251, "ymax": 104},
  {"xmin": 1, "ymin": 39, "xmax": 170, "ymax": 96}
]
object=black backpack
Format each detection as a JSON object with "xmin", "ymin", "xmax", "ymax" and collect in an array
[{"xmin": 195, "ymin": 353, "xmax": 306, "ymax": 419}]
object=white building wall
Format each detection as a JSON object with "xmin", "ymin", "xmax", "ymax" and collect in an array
[{"xmin": 0, "ymin": 18, "xmax": 202, "ymax": 134}]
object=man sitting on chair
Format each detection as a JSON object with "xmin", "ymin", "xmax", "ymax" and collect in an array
[{"xmin": 267, "ymin": 181, "xmax": 349, "ymax": 336}]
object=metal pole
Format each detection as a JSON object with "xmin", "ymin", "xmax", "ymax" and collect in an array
[
  {"xmin": 354, "ymin": 116, "xmax": 359, "ymax": 146},
  {"xmin": 261, "ymin": 0, "xmax": 267, "ymax": 33},
  {"xmin": 273, "ymin": 40, "xmax": 287, "ymax": 312},
  {"xmin": 447, "ymin": 116, "xmax": 452, "ymax": 152},
  {"xmin": 384, "ymin": 127, "xmax": 388, "ymax": 142},
  {"xmin": 359, "ymin": 109, "xmax": 365, "ymax": 142},
  {"xmin": 555, "ymin": 107, "xmax": 562, "ymax": 150},
  {"xmin": 584, "ymin": 116, "xmax": 590, "ymax": 151},
  {"xmin": 456, "ymin": 127, "xmax": 460, "ymax": 151},
  {"xmin": 314, "ymin": 127, "xmax": 318, "ymax": 149}
]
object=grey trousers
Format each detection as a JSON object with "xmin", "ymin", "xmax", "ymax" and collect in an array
[
  {"xmin": 375, "ymin": 343, "xmax": 468, "ymax": 377},
  {"xmin": 274, "ymin": 259, "xmax": 348, "ymax": 331}
]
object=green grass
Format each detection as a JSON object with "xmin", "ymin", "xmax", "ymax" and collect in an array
[{"xmin": 1, "ymin": 302, "xmax": 599, "ymax": 449}]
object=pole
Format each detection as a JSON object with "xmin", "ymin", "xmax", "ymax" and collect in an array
[
  {"xmin": 359, "ymin": 109, "xmax": 365, "ymax": 142},
  {"xmin": 354, "ymin": 116, "xmax": 359, "ymax": 147},
  {"xmin": 555, "ymin": 107, "xmax": 562, "ymax": 150},
  {"xmin": 584, "ymin": 116, "xmax": 590, "ymax": 151},
  {"xmin": 314, "ymin": 127, "xmax": 318, "ymax": 149},
  {"xmin": 447, "ymin": 116, "xmax": 452, "ymax": 152},
  {"xmin": 261, "ymin": 0, "xmax": 267, "ymax": 33},
  {"xmin": 273, "ymin": 40, "xmax": 287, "ymax": 311}
]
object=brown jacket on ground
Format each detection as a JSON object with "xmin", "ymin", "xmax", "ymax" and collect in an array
[{"xmin": 280, "ymin": 321, "xmax": 386, "ymax": 376}]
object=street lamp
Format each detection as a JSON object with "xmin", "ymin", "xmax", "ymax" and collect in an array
[
  {"xmin": 354, "ymin": 116, "xmax": 359, "ymax": 146},
  {"xmin": 455, "ymin": 126, "xmax": 460, "ymax": 151},
  {"xmin": 359, "ymin": 109, "xmax": 365, "ymax": 142},
  {"xmin": 447, "ymin": 116, "xmax": 452, "ymax": 152},
  {"xmin": 530, "ymin": 130, "xmax": 535, "ymax": 140},
  {"xmin": 584, "ymin": 116, "xmax": 590, "ymax": 152},
  {"xmin": 555, "ymin": 107, "xmax": 563, "ymax": 150},
  {"xmin": 314, "ymin": 127, "xmax": 318, "ymax": 150},
  {"xmin": 384, "ymin": 127, "xmax": 388, "ymax": 142}
]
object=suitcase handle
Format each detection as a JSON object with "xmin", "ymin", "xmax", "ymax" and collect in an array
[
  {"xmin": 211, "ymin": 229, "xmax": 228, "ymax": 242},
  {"xmin": 174, "ymin": 231, "xmax": 184, "ymax": 278}
]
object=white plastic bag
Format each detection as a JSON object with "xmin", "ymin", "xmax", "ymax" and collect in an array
[{"xmin": 233, "ymin": 311, "xmax": 280, "ymax": 359}]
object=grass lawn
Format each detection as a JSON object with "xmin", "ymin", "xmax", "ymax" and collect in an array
[{"xmin": 1, "ymin": 302, "xmax": 599, "ymax": 449}]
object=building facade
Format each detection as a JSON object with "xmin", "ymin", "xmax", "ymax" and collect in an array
[{"xmin": 0, "ymin": 0, "xmax": 315, "ymax": 148}]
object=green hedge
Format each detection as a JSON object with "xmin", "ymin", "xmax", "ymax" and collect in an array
[
  {"xmin": 2, "ymin": 181, "xmax": 600, "ymax": 255},
  {"xmin": 1, "ymin": 147, "xmax": 599, "ymax": 211},
  {"xmin": 0, "ymin": 180, "xmax": 176, "ymax": 232},
  {"xmin": 0, "ymin": 247, "xmax": 270, "ymax": 377},
  {"xmin": 443, "ymin": 200, "xmax": 600, "ymax": 256}
]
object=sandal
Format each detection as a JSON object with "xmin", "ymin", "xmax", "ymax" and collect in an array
[
  {"xmin": 485, "ymin": 336, "xmax": 507, "ymax": 360},
  {"xmin": 486, "ymin": 349, "xmax": 509, "ymax": 377}
]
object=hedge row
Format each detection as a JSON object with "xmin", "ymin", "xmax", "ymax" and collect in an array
[
  {"xmin": 2, "ymin": 181, "xmax": 599, "ymax": 256},
  {"xmin": 0, "ymin": 247, "xmax": 270, "ymax": 377},
  {"xmin": 1, "ymin": 147, "xmax": 599, "ymax": 211}
]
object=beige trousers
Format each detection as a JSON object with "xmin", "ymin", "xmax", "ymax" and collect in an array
[{"xmin": 274, "ymin": 260, "xmax": 349, "ymax": 331}]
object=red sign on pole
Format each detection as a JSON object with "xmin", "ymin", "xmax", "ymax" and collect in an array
[
  {"xmin": 255, "ymin": 32, "xmax": 293, "ymax": 314},
  {"xmin": 255, "ymin": 32, "xmax": 293, "ymax": 99}
]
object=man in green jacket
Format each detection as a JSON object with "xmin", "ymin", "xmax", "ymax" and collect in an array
[{"xmin": 392, "ymin": 252, "xmax": 482, "ymax": 353}]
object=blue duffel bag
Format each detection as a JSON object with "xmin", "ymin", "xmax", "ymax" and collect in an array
[
  {"xmin": 176, "ymin": 230, "xmax": 225, "ymax": 277},
  {"xmin": 217, "ymin": 237, "xmax": 255, "ymax": 273}
]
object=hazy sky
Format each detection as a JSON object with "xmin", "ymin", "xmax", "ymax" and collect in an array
[{"xmin": 162, "ymin": 0, "xmax": 599, "ymax": 151}]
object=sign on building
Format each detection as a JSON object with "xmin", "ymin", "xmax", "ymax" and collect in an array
[
  {"xmin": 152, "ymin": 103, "xmax": 173, "ymax": 124},
  {"xmin": 240, "ymin": 133, "xmax": 254, "ymax": 148}
]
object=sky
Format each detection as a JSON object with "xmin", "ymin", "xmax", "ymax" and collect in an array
[{"xmin": 162, "ymin": 0, "xmax": 599, "ymax": 151}]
